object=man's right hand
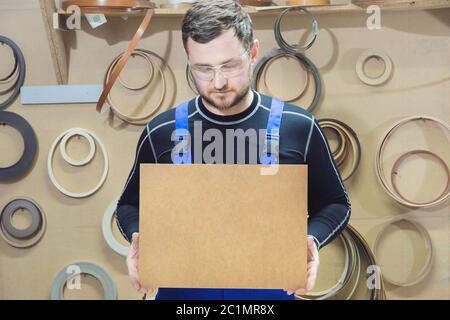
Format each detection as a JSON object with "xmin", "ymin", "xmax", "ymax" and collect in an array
[{"xmin": 127, "ymin": 232, "xmax": 154, "ymax": 295}]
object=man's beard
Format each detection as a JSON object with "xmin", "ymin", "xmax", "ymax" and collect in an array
[{"xmin": 197, "ymin": 84, "xmax": 251, "ymax": 111}]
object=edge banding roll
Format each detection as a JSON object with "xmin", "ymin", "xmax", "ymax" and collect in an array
[
  {"xmin": 185, "ymin": 64, "xmax": 198, "ymax": 95},
  {"xmin": 48, "ymin": 128, "xmax": 109, "ymax": 198},
  {"xmin": 118, "ymin": 51, "xmax": 154, "ymax": 91},
  {"xmin": 105, "ymin": 49, "xmax": 168, "ymax": 125},
  {"xmin": 0, "ymin": 42, "xmax": 18, "ymax": 83},
  {"xmin": 321, "ymin": 123, "xmax": 347, "ymax": 167},
  {"xmin": 296, "ymin": 225, "xmax": 386, "ymax": 300},
  {"xmin": 0, "ymin": 36, "xmax": 26, "ymax": 110},
  {"xmin": 375, "ymin": 116, "xmax": 450, "ymax": 208},
  {"xmin": 239, "ymin": 0, "xmax": 273, "ymax": 6},
  {"xmin": 286, "ymin": 0, "xmax": 330, "ymax": 5},
  {"xmin": 0, "ymin": 197, "xmax": 46, "ymax": 248},
  {"xmin": 160, "ymin": 3, "xmax": 194, "ymax": 9},
  {"xmin": 252, "ymin": 48, "xmax": 322, "ymax": 113},
  {"xmin": 347, "ymin": 225, "xmax": 386, "ymax": 300},
  {"xmin": 0, "ymin": 111, "xmax": 38, "ymax": 181},
  {"xmin": 260, "ymin": 53, "xmax": 310, "ymax": 102},
  {"xmin": 321, "ymin": 125, "xmax": 343, "ymax": 157},
  {"xmin": 391, "ymin": 150, "xmax": 450, "ymax": 206},
  {"xmin": 0, "ymin": 44, "xmax": 19, "ymax": 96},
  {"xmin": 102, "ymin": 197, "xmax": 129, "ymax": 257},
  {"xmin": 61, "ymin": 0, "xmax": 158, "ymax": 113},
  {"xmin": 373, "ymin": 217, "xmax": 433, "ymax": 287},
  {"xmin": 318, "ymin": 118, "xmax": 362, "ymax": 181},
  {"xmin": 296, "ymin": 234, "xmax": 354, "ymax": 300},
  {"xmin": 59, "ymin": 128, "xmax": 96, "ymax": 167},
  {"xmin": 50, "ymin": 261, "xmax": 117, "ymax": 300},
  {"xmin": 274, "ymin": 6, "xmax": 319, "ymax": 54},
  {"xmin": 356, "ymin": 49, "xmax": 393, "ymax": 86}
]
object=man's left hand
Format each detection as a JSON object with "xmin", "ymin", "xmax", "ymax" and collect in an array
[{"xmin": 284, "ymin": 235, "xmax": 320, "ymax": 296}]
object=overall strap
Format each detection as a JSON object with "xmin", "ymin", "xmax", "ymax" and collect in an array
[
  {"xmin": 260, "ymin": 98, "xmax": 284, "ymax": 165},
  {"xmin": 173, "ymin": 101, "xmax": 192, "ymax": 164}
]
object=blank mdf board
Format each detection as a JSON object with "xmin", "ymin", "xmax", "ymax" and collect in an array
[{"xmin": 139, "ymin": 164, "xmax": 308, "ymax": 289}]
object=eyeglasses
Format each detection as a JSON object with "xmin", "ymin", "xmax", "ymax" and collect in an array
[{"xmin": 188, "ymin": 49, "xmax": 251, "ymax": 81}]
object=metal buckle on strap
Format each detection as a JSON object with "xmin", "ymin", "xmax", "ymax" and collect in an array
[
  {"xmin": 175, "ymin": 131, "xmax": 191, "ymax": 156},
  {"xmin": 175, "ymin": 132, "xmax": 190, "ymax": 141},
  {"xmin": 264, "ymin": 129, "xmax": 280, "ymax": 156}
]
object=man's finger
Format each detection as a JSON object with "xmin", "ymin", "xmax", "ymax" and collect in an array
[
  {"xmin": 133, "ymin": 282, "xmax": 142, "ymax": 292},
  {"xmin": 127, "ymin": 255, "xmax": 143, "ymax": 293},
  {"xmin": 295, "ymin": 288, "xmax": 306, "ymax": 296},
  {"xmin": 307, "ymin": 262, "xmax": 318, "ymax": 273},
  {"xmin": 129, "ymin": 269, "xmax": 142, "ymax": 291},
  {"xmin": 131, "ymin": 233, "xmax": 139, "ymax": 251},
  {"xmin": 132, "ymin": 239, "xmax": 139, "ymax": 251},
  {"xmin": 307, "ymin": 269, "xmax": 318, "ymax": 292},
  {"xmin": 138, "ymin": 287, "xmax": 147, "ymax": 294},
  {"xmin": 129, "ymin": 269, "xmax": 141, "ymax": 291}
]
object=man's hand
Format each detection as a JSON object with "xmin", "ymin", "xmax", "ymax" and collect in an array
[
  {"xmin": 284, "ymin": 235, "xmax": 320, "ymax": 296},
  {"xmin": 126, "ymin": 232, "xmax": 154, "ymax": 295}
]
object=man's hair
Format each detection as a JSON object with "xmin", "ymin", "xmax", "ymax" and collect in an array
[{"xmin": 181, "ymin": 0, "xmax": 254, "ymax": 54}]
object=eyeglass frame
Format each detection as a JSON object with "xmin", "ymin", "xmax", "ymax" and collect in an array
[{"xmin": 187, "ymin": 48, "xmax": 252, "ymax": 81}]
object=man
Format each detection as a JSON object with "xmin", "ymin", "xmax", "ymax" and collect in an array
[{"xmin": 116, "ymin": 0, "xmax": 351, "ymax": 300}]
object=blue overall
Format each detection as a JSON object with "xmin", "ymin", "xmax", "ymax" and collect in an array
[{"xmin": 155, "ymin": 98, "xmax": 294, "ymax": 300}]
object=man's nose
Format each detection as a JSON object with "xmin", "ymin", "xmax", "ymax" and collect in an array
[{"xmin": 213, "ymin": 69, "xmax": 226, "ymax": 90}]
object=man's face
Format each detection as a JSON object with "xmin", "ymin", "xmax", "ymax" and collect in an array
[{"xmin": 186, "ymin": 28, "xmax": 259, "ymax": 110}]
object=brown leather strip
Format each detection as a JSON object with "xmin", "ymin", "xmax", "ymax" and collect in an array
[
  {"xmin": 61, "ymin": 1, "xmax": 156, "ymax": 113},
  {"xmin": 159, "ymin": 3, "xmax": 193, "ymax": 9},
  {"xmin": 96, "ymin": 8, "xmax": 154, "ymax": 112},
  {"xmin": 286, "ymin": 0, "xmax": 330, "ymax": 5},
  {"xmin": 239, "ymin": 0, "xmax": 273, "ymax": 6},
  {"xmin": 62, "ymin": 0, "xmax": 155, "ymax": 11},
  {"xmin": 105, "ymin": 49, "xmax": 166, "ymax": 124}
]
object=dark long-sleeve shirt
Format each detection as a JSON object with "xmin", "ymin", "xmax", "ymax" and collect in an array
[{"xmin": 116, "ymin": 91, "xmax": 351, "ymax": 251}]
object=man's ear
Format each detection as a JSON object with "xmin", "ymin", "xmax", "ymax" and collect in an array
[{"xmin": 251, "ymin": 39, "xmax": 260, "ymax": 64}]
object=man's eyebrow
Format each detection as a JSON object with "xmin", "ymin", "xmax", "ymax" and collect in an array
[{"xmin": 193, "ymin": 57, "xmax": 235, "ymax": 67}]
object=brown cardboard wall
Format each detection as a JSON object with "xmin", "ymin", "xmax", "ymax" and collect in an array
[{"xmin": 0, "ymin": 0, "xmax": 449, "ymax": 299}]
